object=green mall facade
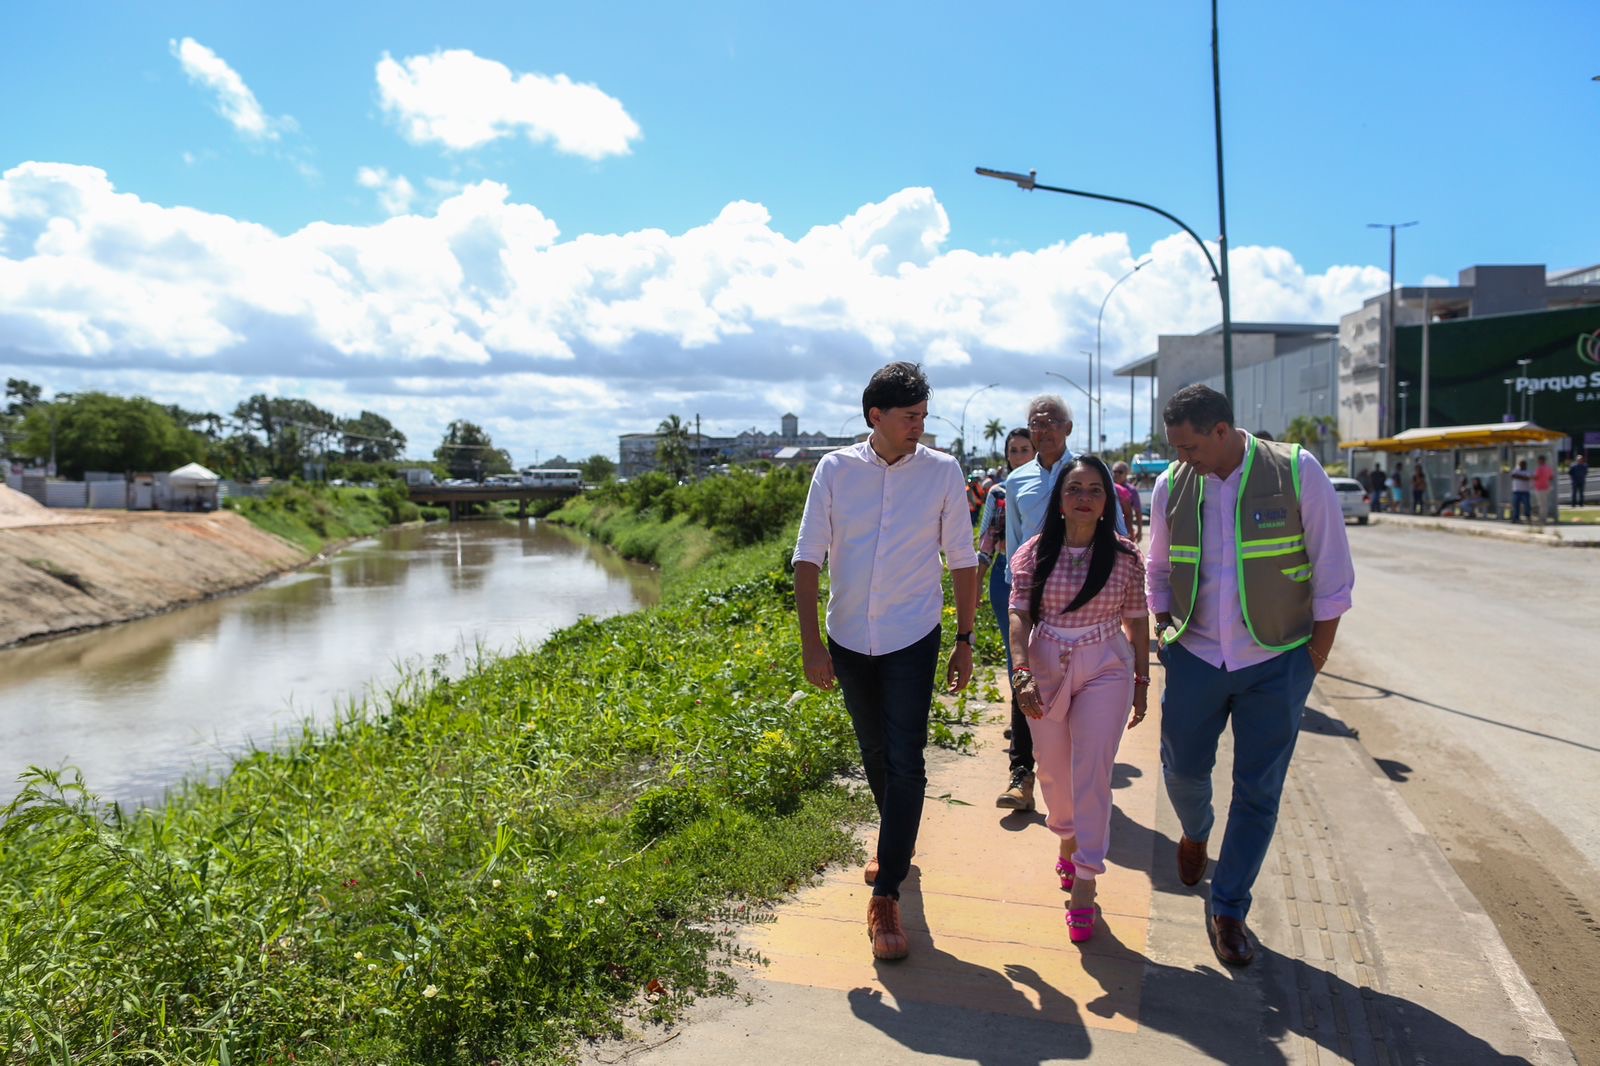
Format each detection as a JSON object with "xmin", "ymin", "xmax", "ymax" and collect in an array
[{"xmin": 1394, "ymin": 303, "xmax": 1600, "ymax": 458}]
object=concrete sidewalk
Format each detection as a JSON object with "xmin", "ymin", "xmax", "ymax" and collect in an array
[
  {"xmin": 582, "ymin": 669, "xmax": 1576, "ymax": 1065},
  {"xmin": 1370, "ymin": 509, "xmax": 1600, "ymax": 546}
]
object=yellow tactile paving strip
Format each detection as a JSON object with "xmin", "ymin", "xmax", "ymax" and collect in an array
[{"xmin": 744, "ymin": 672, "xmax": 1162, "ymax": 1033}]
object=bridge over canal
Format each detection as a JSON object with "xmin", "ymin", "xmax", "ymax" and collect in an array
[{"xmin": 408, "ymin": 483, "xmax": 580, "ymax": 520}]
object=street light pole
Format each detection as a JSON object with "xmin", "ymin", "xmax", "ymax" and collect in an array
[
  {"xmin": 1044, "ymin": 370, "xmax": 1095, "ymax": 454},
  {"xmin": 959, "ymin": 382, "xmax": 1001, "ymax": 469},
  {"xmin": 1367, "ymin": 220, "xmax": 1418, "ymax": 437},
  {"xmin": 927, "ymin": 413, "xmax": 963, "ymax": 455},
  {"xmin": 1210, "ymin": 0, "xmax": 1235, "ymax": 405},
  {"xmin": 1397, "ymin": 381, "xmax": 1410, "ymax": 433},
  {"xmin": 1503, "ymin": 378, "xmax": 1515, "ymax": 422},
  {"xmin": 978, "ymin": 168, "xmax": 1233, "ymax": 402},
  {"xmin": 1095, "ymin": 259, "xmax": 1150, "ymax": 454}
]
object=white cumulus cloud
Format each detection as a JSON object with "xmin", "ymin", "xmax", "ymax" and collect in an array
[
  {"xmin": 170, "ymin": 37, "xmax": 293, "ymax": 142},
  {"xmin": 375, "ymin": 49, "xmax": 641, "ymax": 158},
  {"xmin": 356, "ymin": 166, "xmax": 417, "ymax": 216},
  {"xmin": 0, "ymin": 162, "xmax": 1386, "ymax": 463}
]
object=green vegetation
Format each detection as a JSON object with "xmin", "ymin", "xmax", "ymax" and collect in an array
[
  {"xmin": 224, "ymin": 481, "xmax": 424, "ymax": 554},
  {"xmin": 0, "ymin": 478, "xmax": 872, "ymax": 1064}
]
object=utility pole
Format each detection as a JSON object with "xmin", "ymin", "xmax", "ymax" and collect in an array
[{"xmin": 1368, "ymin": 220, "xmax": 1418, "ymax": 437}]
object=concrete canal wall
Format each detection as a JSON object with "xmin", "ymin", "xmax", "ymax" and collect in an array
[{"xmin": 0, "ymin": 498, "xmax": 306, "ymax": 647}]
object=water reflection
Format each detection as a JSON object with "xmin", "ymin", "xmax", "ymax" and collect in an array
[{"xmin": 0, "ymin": 519, "xmax": 658, "ymax": 807}]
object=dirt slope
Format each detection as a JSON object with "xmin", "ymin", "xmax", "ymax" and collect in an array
[{"xmin": 0, "ymin": 510, "xmax": 307, "ymax": 647}]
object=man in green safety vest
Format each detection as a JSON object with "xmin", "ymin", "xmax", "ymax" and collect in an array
[{"xmin": 1146, "ymin": 384, "xmax": 1355, "ymax": 967}]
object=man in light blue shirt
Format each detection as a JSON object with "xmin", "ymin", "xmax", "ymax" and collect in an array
[{"xmin": 996, "ymin": 394, "xmax": 1125, "ymax": 808}]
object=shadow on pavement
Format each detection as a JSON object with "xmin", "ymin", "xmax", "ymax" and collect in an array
[
  {"xmin": 845, "ymin": 839, "xmax": 1532, "ymax": 1064},
  {"xmin": 1083, "ymin": 918, "xmax": 1534, "ymax": 1066},
  {"xmin": 1319, "ymin": 672, "xmax": 1600, "ymax": 754}
]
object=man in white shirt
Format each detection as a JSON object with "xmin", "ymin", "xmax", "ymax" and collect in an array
[{"xmin": 793, "ymin": 361, "xmax": 979, "ymax": 961}]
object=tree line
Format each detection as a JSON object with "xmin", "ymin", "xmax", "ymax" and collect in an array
[{"xmin": 0, "ymin": 378, "xmax": 615, "ymax": 485}]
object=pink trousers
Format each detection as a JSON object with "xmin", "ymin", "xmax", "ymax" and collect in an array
[{"xmin": 1026, "ymin": 620, "xmax": 1135, "ymax": 881}]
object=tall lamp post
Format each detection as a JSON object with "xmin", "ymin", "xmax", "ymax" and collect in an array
[
  {"xmin": 927, "ymin": 413, "xmax": 963, "ymax": 456},
  {"xmin": 1095, "ymin": 259, "xmax": 1150, "ymax": 453},
  {"xmin": 1397, "ymin": 380, "xmax": 1410, "ymax": 433},
  {"xmin": 979, "ymin": 168, "xmax": 1234, "ymax": 401},
  {"xmin": 1044, "ymin": 369, "xmax": 1096, "ymax": 454},
  {"xmin": 1367, "ymin": 220, "xmax": 1418, "ymax": 437},
  {"xmin": 959, "ymin": 382, "xmax": 1001, "ymax": 468},
  {"xmin": 1516, "ymin": 358, "xmax": 1532, "ymax": 421},
  {"xmin": 1503, "ymin": 378, "xmax": 1515, "ymax": 422}
]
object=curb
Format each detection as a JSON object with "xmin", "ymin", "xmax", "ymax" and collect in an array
[{"xmin": 1369, "ymin": 513, "xmax": 1597, "ymax": 547}]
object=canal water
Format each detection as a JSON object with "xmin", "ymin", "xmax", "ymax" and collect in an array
[{"xmin": 0, "ymin": 519, "xmax": 658, "ymax": 807}]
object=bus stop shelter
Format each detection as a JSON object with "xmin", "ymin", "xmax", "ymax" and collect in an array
[{"xmin": 1342, "ymin": 421, "xmax": 1566, "ymax": 518}]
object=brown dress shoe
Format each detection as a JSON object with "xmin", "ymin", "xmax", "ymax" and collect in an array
[
  {"xmin": 1177, "ymin": 835, "xmax": 1208, "ymax": 887},
  {"xmin": 1210, "ymin": 914, "xmax": 1254, "ymax": 966},
  {"xmin": 867, "ymin": 896, "xmax": 909, "ymax": 961},
  {"xmin": 863, "ymin": 854, "xmax": 880, "ymax": 885}
]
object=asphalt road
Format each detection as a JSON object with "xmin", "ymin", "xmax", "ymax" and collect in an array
[{"xmin": 1320, "ymin": 523, "xmax": 1600, "ymax": 1060}]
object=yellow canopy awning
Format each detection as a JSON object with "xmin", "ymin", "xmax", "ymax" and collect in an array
[{"xmin": 1344, "ymin": 421, "xmax": 1566, "ymax": 453}]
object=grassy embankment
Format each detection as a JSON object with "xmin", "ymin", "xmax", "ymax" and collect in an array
[
  {"xmin": 222, "ymin": 481, "xmax": 439, "ymax": 555},
  {"xmin": 0, "ymin": 469, "xmax": 875, "ymax": 1064}
]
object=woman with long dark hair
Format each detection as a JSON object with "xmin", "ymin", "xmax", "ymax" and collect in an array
[
  {"xmin": 976, "ymin": 428, "xmax": 1036, "ymax": 801},
  {"xmin": 1007, "ymin": 455, "xmax": 1150, "ymax": 944}
]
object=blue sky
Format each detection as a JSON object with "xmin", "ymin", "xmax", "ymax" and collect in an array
[{"xmin": 3, "ymin": 1, "xmax": 1597, "ymax": 462}]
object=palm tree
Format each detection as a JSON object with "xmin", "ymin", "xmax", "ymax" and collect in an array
[
  {"xmin": 1284, "ymin": 415, "xmax": 1339, "ymax": 461},
  {"xmin": 656, "ymin": 414, "xmax": 693, "ymax": 481},
  {"xmin": 983, "ymin": 418, "xmax": 1005, "ymax": 463}
]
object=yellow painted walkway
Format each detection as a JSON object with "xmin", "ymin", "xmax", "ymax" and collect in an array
[{"xmin": 743, "ymin": 674, "xmax": 1161, "ymax": 1034}]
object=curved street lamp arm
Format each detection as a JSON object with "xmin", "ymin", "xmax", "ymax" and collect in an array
[{"xmin": 978, "ymin": 169, "xmax": 1223, "ymax": 285}]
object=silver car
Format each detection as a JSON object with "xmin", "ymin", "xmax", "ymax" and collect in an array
[{"xmin": 1330, "ymin": 477, "xmax": 1371, "ymax": 524}]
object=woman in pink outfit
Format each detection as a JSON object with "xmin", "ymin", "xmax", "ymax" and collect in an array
[{"xmin": 1007, "ymin": 455, "xmax": 1151, "ymax": 943}]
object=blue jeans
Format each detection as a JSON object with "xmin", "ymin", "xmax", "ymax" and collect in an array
[
  {"xmin": 1512, "ymin": 490, "xmax": 1532, "ymax": 522},
  {"xmin": 991, "ymin": 561, "xmax": 1035, "ymax": 777},
  {"xmin": 1159, "ymin": 641, "xmax": 1316, "ymax": 921},
  {"xmin": 830, "ymin": 624, "xmax": 942, "ymax": 898}
]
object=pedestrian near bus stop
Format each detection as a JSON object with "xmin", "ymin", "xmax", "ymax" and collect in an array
[
  {"xmin": 1510, "ymin": 460, "xmax": 1533, "ymax": 523},
  {"xmin": 1572, "ymin": 454, "xmax": 1589, "ymax": 508},
  {"xmin": 1147, "ymin": 384, "xmax": 1355, "ymax": 967},
  {"xmin": 793, "ymin": 361, "xmax": 978, "ymax": 962}
]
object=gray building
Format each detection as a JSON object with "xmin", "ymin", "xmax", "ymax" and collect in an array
[
  {"xmin": 1337, "ymin": 263, "xmax": 1600, "ymax": 442},
  {"xmin": 618, "ymin": 413, "xmax": 862, "ymax": 478},
  {"xmin": 1115, "ymin": 323, "xmax": 1341, "ymax": 463}
]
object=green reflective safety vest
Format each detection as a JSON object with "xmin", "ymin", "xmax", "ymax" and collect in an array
[{"xmin": 1163, "ymin": 436, "xmax": 1314, "ymax": 653}]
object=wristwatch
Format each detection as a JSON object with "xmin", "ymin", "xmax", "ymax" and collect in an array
[
  {"xmin": 1154, "ymin": 620, "xmax": 1175, "ymax": 645},
  {"xmin": 955, "ymin": 631, "xmax": 974, "ymax": 646}
]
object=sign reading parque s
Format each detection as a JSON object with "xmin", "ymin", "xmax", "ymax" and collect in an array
[{"xmin": 1395, "ymin": 305, "xmax": 1600, "ymax": 438}]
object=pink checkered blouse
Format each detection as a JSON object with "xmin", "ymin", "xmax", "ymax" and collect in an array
[{"xmin": 1008, "ymin": 534, "xmax": 1148, "ymax": 625}]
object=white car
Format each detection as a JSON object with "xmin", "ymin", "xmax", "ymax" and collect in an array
[{"xmin": 1329, "ymin": 477, "xmax": 1371, "ymax": 524}]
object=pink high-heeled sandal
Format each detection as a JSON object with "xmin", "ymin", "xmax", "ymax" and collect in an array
[
  {"xmin": 1066, "ymin": 904, "xmax": 1098, "ymax": 944},
  {"xmin": 1055, "ymin": 857, "xmax": 1075, "ymax": 891}
]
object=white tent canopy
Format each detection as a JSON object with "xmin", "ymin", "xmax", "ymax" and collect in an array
[{"xmin": 168, "ymin": 462, "xmax": 221, "ymax": 483}]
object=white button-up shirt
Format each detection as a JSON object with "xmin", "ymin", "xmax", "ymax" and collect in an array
[
  {"xmin": 1145, "ymin": 435, "xmax": 1355, "ymax": 671},
  {"xmin": 793, "ymin": 442, "xmax": 978, "ymax": 656}
]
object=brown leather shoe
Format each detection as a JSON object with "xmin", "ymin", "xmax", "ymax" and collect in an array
[
  {"xmin": 867, "ymin": 896, "xmax": 909, "ymax": 961},
  {"xmin": 863, "ymin": 854, "xmax": 879, "ymax": 885},
  {"xmin": 1210, "ymin": 914, "xmax": 1254, "ymax": 966},
  {"xmin": 1177, "ymin": 835, "xmax": 1208, "ymax": 887}
]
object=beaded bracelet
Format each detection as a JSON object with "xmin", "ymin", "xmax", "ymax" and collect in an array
[{"xmin": 1133, "ymin": 675, "xmax": 1152, "ymax": 687}]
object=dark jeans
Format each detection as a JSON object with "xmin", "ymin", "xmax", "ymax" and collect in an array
[
  {"xmin": 830, "ymin": 624, "xmax": 942, "ymax": 898},
  {"xmin": 1512, "ymin": 490, "xmax": 1532, "ymax": 523},
  {"xmin": 1159, "ymin": 641, "xmax": 1317, "ymax": 921},
  {"xmin": 989, "ymin": 563, "xmax": 1034, "ymax": 778},
  {"xmin": 1575, "ymin": 480, "xmax": 1587, "ymax": 508}
]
